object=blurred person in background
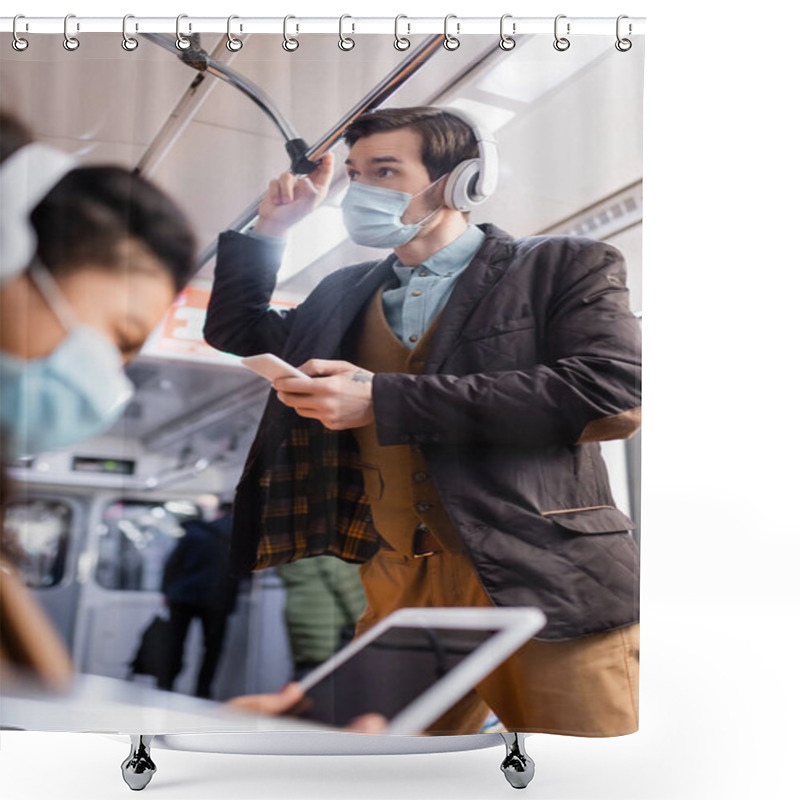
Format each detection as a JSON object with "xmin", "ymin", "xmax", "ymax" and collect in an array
[
  {"xmin": 158, "ymin": 495, "xmax": 240, "ymax": 698},
  {"xmin": 277, "ymin": 555, "xmax": 367, "ymax": 681}
]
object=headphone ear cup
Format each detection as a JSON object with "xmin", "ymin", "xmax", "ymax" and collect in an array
[{"xmin": 443, "ymin": 159, "xmax": 482, "ymax": 212}]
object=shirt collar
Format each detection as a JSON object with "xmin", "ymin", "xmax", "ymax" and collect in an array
[{"xmin": 392, "ymin": 224, "xmax": 486, "ymax": 280}]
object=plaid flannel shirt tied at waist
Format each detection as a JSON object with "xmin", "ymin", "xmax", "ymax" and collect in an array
[{"xmin": 252, "ymin": 417, "xmax": 381, "ymax": 570}]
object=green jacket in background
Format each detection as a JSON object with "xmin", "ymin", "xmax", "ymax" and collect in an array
[{"xmin": 276, "ymin": 556, "xmax": 366, "ymax": 665}]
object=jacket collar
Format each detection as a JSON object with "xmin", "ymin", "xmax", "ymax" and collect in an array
[
  {"xmin": 423, "ymin": 223, "xmax": 516, "ymax": 372},
  {"xmin": 292, "ymin": 223, "xmax": 516, "ymax": 368},
  {"xmin": 296, "ymin": 254, "xmax": 396, "ymax": 362}
]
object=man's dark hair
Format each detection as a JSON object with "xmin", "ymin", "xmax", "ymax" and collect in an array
[
  {"xmin": 343, "ymin": 106, "xmax": 479, "ymax": 181},
  {"xmin": 1, "ymin": 110, "xmax": 196, "ymax": 293}
]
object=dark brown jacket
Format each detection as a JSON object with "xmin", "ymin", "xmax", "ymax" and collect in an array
[{"xmin": 204, "ymin": 224, "xmax": 641, "ymax": 640}]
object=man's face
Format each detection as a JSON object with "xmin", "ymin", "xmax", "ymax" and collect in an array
[{"xmin": 344, "ymin": 128, "xmax": 444, "ymax": 225}]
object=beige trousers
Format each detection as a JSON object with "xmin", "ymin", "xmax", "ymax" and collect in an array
[{"xmin": 355, "ymin": 545, "xmax": 639, "ymax": 736}]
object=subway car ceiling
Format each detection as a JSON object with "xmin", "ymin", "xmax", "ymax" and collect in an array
[{"xmin": 1, "ymin": 32, "xmax": 642, "ymax": 494}]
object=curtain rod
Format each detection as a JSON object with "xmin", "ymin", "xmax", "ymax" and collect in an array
[{"xmin": 1, "ymin": 16, "xmax": 646, "ymax": 37}]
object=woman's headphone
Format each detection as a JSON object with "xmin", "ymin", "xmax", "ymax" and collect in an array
[
  {"xmin": 0, "ymin": 143, "xmax": 77, "ymax": 285},
  {"xmin": 440, "ymin": 107, "xmax": 499, "ymax": 212}
]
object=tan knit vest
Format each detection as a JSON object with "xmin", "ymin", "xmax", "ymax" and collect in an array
[{"xmin": 351, "ymin": 288, "xmax": 463, "ymax": 556}]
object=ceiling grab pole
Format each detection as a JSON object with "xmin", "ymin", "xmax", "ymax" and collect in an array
[
  {"xmin": 135, "ymin": 34, "xmax": 248, "ymax": 176},
  {"xmin": 140, "ymin": 33, "xmax": 304, "ymax": 163},
  {"xmin": 301, "ymin": 33, "xmax": 444, "ymax": 168},
  {"xmin": 141, "ymin": 31, "xmax": 443, "ymax": 178},
  {"xmin": 141, "ymin": 30, "xmax": 444, "ymax": 271}
]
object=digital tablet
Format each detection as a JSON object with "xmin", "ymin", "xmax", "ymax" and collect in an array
[{"xmin": 296, "ymin": 607, "xmax": 546, "ymax": 735}]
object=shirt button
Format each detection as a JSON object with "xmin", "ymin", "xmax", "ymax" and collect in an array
[
  {"xmin": 411, "ymin": 290, "xmax": 422, "ymax": 297},
  {"xmin": 413, "ymin": 472, "xmax": 429, "ymax": 483},
  {"xmin": 419, "ymin": 271, "xmax": 428, "ymax": 277},
  {"xmin": 409, "ymin": 334, "xmax": 419, "ymax": 342}
]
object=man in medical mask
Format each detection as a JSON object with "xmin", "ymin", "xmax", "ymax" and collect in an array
[{"xmin": 205, "ymin": 107, "xmax": 642, "ymax": 739}]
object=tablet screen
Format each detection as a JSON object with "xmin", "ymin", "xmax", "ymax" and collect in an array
[{"xmin": 297, "ymin": 626, "xmax": 495, "ymax": 728}]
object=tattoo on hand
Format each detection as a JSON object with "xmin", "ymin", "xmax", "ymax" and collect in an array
[{"xmin": 351, "ymin": 370, "xmax": 373, "ymax": 384}]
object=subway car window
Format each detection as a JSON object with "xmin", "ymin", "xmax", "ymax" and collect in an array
[
  {"xmin": 4, "ymin": 500, "xmax": 72, "ymax": 589},
  {"xmin": 95, "ymin": 500, "xmax": 196, "ymax": 592}
]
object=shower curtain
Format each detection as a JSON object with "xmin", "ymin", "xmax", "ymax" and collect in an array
[{"xmin": 0, "ymin": 13, "xmax": 644, "ymax": 788}]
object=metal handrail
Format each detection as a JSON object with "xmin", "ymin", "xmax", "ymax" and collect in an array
[{"xmin": 142, "ymin": 31, "xmax": 445, "ymax": 272}]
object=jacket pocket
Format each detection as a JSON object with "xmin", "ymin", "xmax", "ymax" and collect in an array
[
  {"xmin": 541, "ymin": 505, "xmax": 635, "ymax": 534},
  {"xmin": 459, "ymin": 315, "xmax": 537, "ymax": 343}
]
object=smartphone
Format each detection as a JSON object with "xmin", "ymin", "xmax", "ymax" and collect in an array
[{"xmin": 241, "ymin": 353, "xmax": 311, "ymax": 383}]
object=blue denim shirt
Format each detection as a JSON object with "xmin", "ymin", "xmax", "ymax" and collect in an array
[
  {"xmin": 247, "ymin": 224, "xmax": 485, "ymax": 346},
  {"xmin": 381, "ymin": 225, "xmax": 485, "ymax": 347}
]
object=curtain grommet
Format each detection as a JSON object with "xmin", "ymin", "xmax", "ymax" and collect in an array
[
  {"xmin": 283, "ymin": 15, "xmax": 299, "ymax": 52},
  {"xmin": 615, "ymin": 15, "xmax": 633, "ymax": 52},
  {"xmin": 121, "ymin": 14, "xmax": 138, "ymax": 51},
  {"xmin": 338, "ymin": 14, "xmax": 355, "ymax": 51},
  {"xmin": 175, "ymin": 14, "xmax": 191, "ymax": 50},
  {"xmin": 12, "ymin": 15, "xmax": 29, "ymax": 51},
  {"xmin": 499, "ymin": 14, "xmax": 516, "ymax": 51},
  {"xmin": 63, "ymin": 13, "xmax": 80, "ymax": 51},
  {"xmin": 394, "ymin": 15, "xmax": 411, "ymax": 51},
  {"xmin": 226, "ymin": 15, "xmax": 243, "ymax": 52},
  {"xmin": 553, "ymin": 14, "xmax": 571, "ymax": 52},
  {"xmin": 443, "ymin": 14, "xmax": 460, "ymax": 51}
]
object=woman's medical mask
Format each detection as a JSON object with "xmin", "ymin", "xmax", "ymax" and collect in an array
[
  {"xmin": 341, "ymin": 175, "xmax": 446, "ymax": 248},
  {"xmin": 0, "ymin": 264, "xmax": 135, "ymax": 458}
]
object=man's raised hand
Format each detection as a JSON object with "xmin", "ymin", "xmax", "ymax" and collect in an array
[{"xmin": 253, "ymin": 152, "xmax": 335, "ymax": 238}]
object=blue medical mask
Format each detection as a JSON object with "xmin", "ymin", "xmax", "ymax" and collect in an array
[
  {"xmin": 341, "ymin": 176, "xmax": 446, "ymax": 248},
  {"xmin": 0, "ymin": 265, "xmax": 135, "ymax": 459}
]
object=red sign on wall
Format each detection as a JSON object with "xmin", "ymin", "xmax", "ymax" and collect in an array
[
  {"xmin": 151, "ymin": 286, "xmax": 219, "ymax": 359},
  {"xmin": 145, "ymin": 286, "xmax": 296, "ymax": 363}
]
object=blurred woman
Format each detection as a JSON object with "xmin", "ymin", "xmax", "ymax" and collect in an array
[
  {"xmin": 0, "ymin": 113, "xmax": 384, "ymax": 730},
  {"xmin": 0, "ymin": 110, "xmax": 195, "ymax": 687},
  {"xmin": 0, "ymin": 113, "xmax": 195, "ymax": 461}
]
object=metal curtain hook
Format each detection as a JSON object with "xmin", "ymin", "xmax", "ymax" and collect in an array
[
  {"xmin": 12, "ymin": 14, "xmax": 29, "ymax": 51},
  {"xmin": 175, "ymin": 14, "xmax": 191, "ymax": 50},
  {"xmin": 338, "ymin": 14, "xmax": 355, "ymax": 51},
  {"xmin": 553, "ymin": 14, "xmax": 570, "ymax": 51},
  {"xmin": 499, "ymin": 14, "xmax": 516, "ymax": 51},
  {"xmin": 283, "ymin": 15, "xmax": 299, "ymax": 52},
  {"xmin": 63, "ymin": 13, "xmax": 80, "ymax": 51},
  {"xmin": 615, "ymin": 14, "xmax": 632, "ymax": 51},
  {"xmin": 122, "ymin": 14, "xmax": 139, "ymax": 51},
  {"xmin": 443, "ymin": 14, "xmax": 460, "ymax": 51},
  {"xmin": 394, "ymin": 14, "xmax": 410, "ymax": 51},
  {"xmin": 227, "ymin": 15, "xmax": 243, "ymax": 51}
]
